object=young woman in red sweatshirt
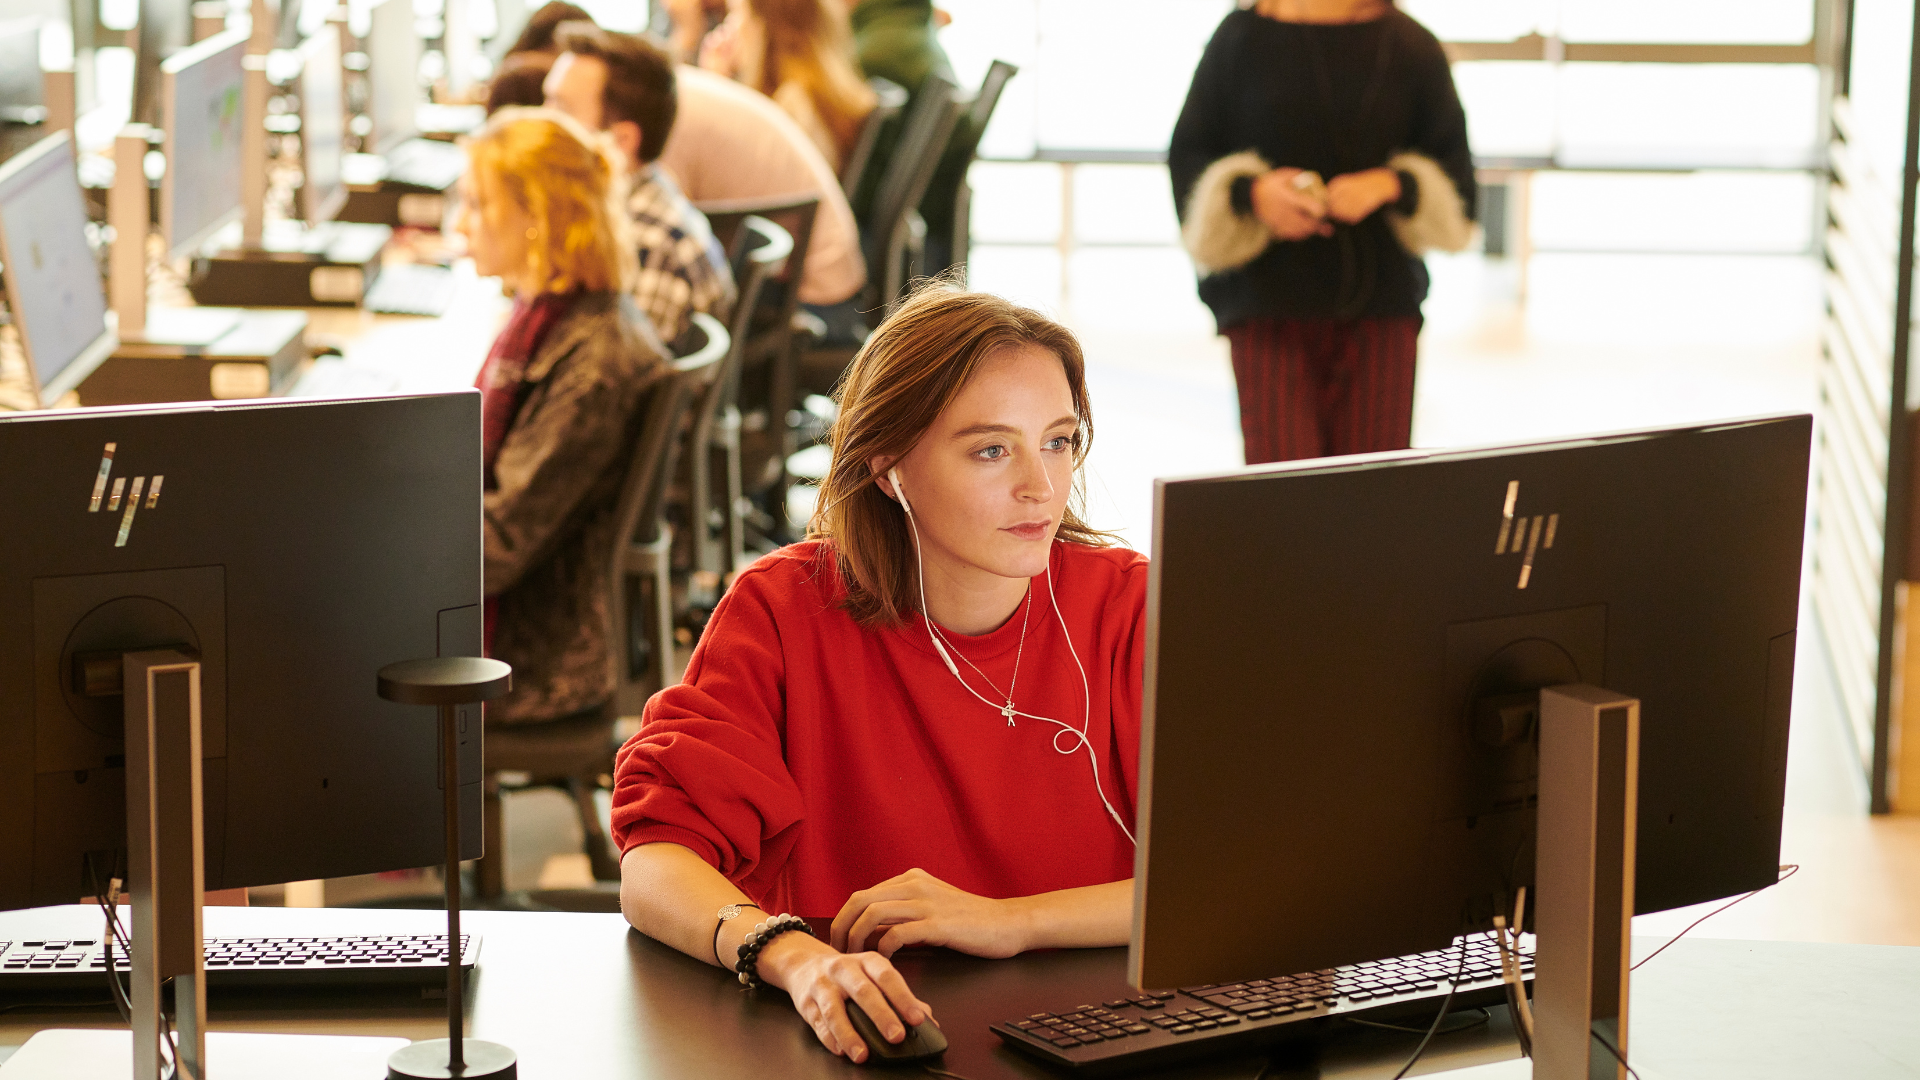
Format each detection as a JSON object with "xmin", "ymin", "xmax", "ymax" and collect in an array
[{"xmin": 608, "ymin": 285, "xmax": 1149, "ymax": 1061}]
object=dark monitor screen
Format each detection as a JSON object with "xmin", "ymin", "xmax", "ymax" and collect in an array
[
  {"xmin": 0, "ymin": 392, "xmax": 484, "ymax": 910},
  {"xmin": 299, "ymin": 24, "xmax": 347, "ymax": 224},
  {"xmin": 0, "ymin": 132, "xmax": 116, "ymax": 407},
  {"xmin": 1130, "ymin": 415, "xmax": 1810, "ymax": 990},
  {"xmin": 161, "ymin": 28, "xmax": 247, "ymax": 260}
]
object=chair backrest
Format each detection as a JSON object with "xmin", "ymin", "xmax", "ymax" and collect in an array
[
  {"xmin": 966, "ymin": 60, "xmax": 1018, "ymax": 143},
  {"xmin": 940, "ymin": 60, "xmax": 1020, "ymax": 278},
  {"xmin": 723, "ymin": 215, "xmax": 789, "ymax": 401},
  {"xmin": 610, "ymin": 317, "xmax": 727, "ymax": 556},
  {"xmin": 862, "ymin": 75, "xmax": 963, "ymax": 297},
  {"xmin": 840, "ymin": 77, "xmax": 908, "ymax": 198},
  {"xmin": 696, "ymin": 195, "xmax": 819, "ymax": 331}
]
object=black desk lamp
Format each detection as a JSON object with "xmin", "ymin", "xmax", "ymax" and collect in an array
[{"xmin": 378, "ymin": 656, "xmax": 518, "ymax": 1080}]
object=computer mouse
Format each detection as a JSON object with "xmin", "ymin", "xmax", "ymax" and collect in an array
[{"xmin": 844, "ymin": 999, "xmax": 947, "ymax": 1064}]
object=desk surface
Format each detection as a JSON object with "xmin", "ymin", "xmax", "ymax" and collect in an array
[{"xmin": 2, "ymin": 905, "xmax": 1916, "ymax": 1079}]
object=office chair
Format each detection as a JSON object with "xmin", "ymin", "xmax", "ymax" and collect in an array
[
  {"xmin": 476, "ymin": 314, "xmax": 729, "ymax": 898},
  {"xmin": 933, "ymin": 60, "xmax": 1019, "ymax": 280},
  {"xmin": 688, "ymin": 216, "xmax": 790, "ymax": 590},
  {"xmin": 861, "ymin": 73, "xmax": 963, "ymax": 317},
  {"xmin": 840, "ymin": 77, "xmax": 908, "ymax": 200},
  {"xmin": 695, "ymin": 194, "xmax": 820, "ymax": 546}
]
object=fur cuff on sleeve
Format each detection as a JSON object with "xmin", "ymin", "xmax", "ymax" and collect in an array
[
  {"xmin": 1385, "ymin": 151, "xmax": 1474, "ymax": 255},
  {"xmin": 1182, "ymin": 151, "xmax": 1274, "ymax": 276}
]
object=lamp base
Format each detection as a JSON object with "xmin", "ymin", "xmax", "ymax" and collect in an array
[{"xmin": 387, "ymin": 1038, "xmax": 518, "ymax": 1079}]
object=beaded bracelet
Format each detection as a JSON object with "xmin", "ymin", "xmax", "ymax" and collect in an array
[{"xmin": 733, "ymin": 913, "xmax": 814, "ymax": 990}]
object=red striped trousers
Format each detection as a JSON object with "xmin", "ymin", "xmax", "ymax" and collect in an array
[{"xmin": 1225, "ymin": 316, "xmax": 1421, "ymax": 465}]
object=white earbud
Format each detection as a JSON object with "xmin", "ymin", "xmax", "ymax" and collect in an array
[{"xmin": 888, "ymin": 467, "xmax": 913, "ymax": 515}]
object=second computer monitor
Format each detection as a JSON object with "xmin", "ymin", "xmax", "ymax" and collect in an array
[
  {"xmin": 161, "ymin": 28, "xmax": 248, "ymax": 261},
  {"xmin": 0, "ymin": 392, "xmax": 485, "ymax": 910},
  {"xmin": 300, "ymin": 24, "xmax": 348, "ymax": 224},
  {"xmin": 366, "ymin": 0, "xmax": 422, "ymax": 154},
  {"xmin": 1130, "ymin": 415, "xmax": 1810, "ymax": 989},
  {"xmin": 0, "ymin": 132, "xmax": 116, "ymax": 406}
]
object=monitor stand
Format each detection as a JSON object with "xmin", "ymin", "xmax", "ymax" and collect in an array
[
  {"xmin": 81, "ymin": 310, "xmax": 309, "ymax": 406},
  {"xmin": 188, "ymin": 219, "xmax": 395, "ymax": 308},
  {"xmin": 86, "ymin": 126, "xmax": 308, "ymax": 407},
  {"xmin": 0, "ymin": 650, "xmax": 409, "ymax": 1080},
  {"xmin": 1533, "ymin": 684, "xmax": 1640, "ymax": 1080}
]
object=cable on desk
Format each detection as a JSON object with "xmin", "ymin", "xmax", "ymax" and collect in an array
[
  {"xmin": 84, "ymin": 852, "xmax": 133, "ymax": 1026},
  {"xmin": 1592, "ymin": 1027, "xmax": 1644, "ymax": 1080},
  {"xmin": 921, "ymin": 1065, "xmax": 976, "ymax": 1080},
  {"xmin": 1631, "ymin": 864, "xmax": 1800, "ymax": 972},
  {"xmin": 1342, "ymin": 1006, "xmax": 1491, "ymax": 1036},
  {"xmin": 1388, "ymin": 932, "xmax": 1473, "ymax": 1080}
]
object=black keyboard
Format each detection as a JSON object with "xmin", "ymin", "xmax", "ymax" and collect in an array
[
  {"xmin": 0, "ymin": 933, "xmax": 479, "ymax": 992},
  {"xmin": 991, "ymin": 935, "xmax": 1532, "ymax": 1076},
  {"xmin": 364, "ymin": 263, "xmax": 457, "ymax": 317}
]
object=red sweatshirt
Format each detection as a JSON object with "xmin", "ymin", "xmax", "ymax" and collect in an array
[{"xmin": 610, "ymin": 539, "xmax": 1149, "ymax": 917}]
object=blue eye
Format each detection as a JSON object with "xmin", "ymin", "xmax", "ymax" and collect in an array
[{"xmin": 978, "ymin": 445, "xmax": 1007, "ymax": 460}]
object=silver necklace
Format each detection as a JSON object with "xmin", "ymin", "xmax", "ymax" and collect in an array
[{"xmin": 939, "ymin": 587, "xmax": 1033, "ymax": 726}]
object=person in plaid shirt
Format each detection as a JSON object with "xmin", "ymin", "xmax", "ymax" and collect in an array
[{"xmin": 545, "ymin": 23, "xmax": 735, "ymax": 348}]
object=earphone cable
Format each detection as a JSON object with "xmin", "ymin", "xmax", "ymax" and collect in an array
[{"xmin": 899, "ymin": 484, "xmax": 1134, "ymax": 846}]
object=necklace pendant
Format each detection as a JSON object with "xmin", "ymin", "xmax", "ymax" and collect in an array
[{"xmin": 1001, "ymin": 702, "xmax": 1017, "ymax": 726}]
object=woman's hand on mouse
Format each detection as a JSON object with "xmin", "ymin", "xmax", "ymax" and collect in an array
[
  {"xmin": 755, "ymin": 932, "xmax": 933, "ymax": 1063},
  {"xmin": 831, "ymin": 868, "xmax": 1030, "ymax": 959}
]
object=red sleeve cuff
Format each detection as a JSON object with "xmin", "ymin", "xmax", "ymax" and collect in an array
[{"xmin": 616, "ymin": 823, "xmax": 724, "ymax": 870}]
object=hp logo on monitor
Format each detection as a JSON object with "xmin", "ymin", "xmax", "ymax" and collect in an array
[
  {"xmin": 86, "ymin": 443, "xmax": 164, "ymax": 547},
  {"xmin": 1494, "ymin": 481, "xmax": 1557, "ymax": 589}
]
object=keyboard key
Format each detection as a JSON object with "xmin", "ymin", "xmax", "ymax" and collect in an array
[
  {"xmin": 1151, "ymin": 992, "xmax": 1176, "ymax": 1000},
  {"xmin": 1028, "ymin": 1013, "xmax": 1052, "ymax": 1021},
  {"xmin": 1123, "ymin": 1024, "xmax": 1151, "ymax": 1035},
  {"xmin": 1170, "ymin": 1025, "xmax": 1196, "ymax": 1035},
  {"xmin": 1191, "ymin": 1020, "xmax": 1218, "ymax": 1031},
  {"xmin": 1050, "ymin": 1038, "xmax": 1079, "ymax": 1048},
  {"xmin": 1104, "ymin": 999, "xmax": 1130, "ymax": 1009},
  {"xmin": 1215, "ymin": 1016, "xmax": 1240, "ymax": 1027}
]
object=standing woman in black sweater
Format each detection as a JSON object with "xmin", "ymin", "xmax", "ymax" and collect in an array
[{"xmin": 1170, "ymin": 0, "xmax": 1474, "ymax": 464}]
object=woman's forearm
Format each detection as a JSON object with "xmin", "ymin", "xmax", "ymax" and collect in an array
[
  {"xmin": 1008, "ymin": 878, "xmax": 1134, "ymax": 951},
  {"xmin": 619, "ymin": 842, "xmax": 759, "ymax": 967}
]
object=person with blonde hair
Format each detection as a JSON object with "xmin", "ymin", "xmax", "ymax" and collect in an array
[
  {"xmin": 458, "ymin": 107, "xmax": 670, "ymax": 729},
  {"xmin": 698, "ymin": 0, "xmax": 877, "ymax": 172},
  {"xmin": 609, "ymin": 284, "xmax": 1146, "ymax": 1062}
]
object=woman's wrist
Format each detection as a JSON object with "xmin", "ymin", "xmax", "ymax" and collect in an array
[{"xmin": 754, "ymin": 927, "xmax": 834, "ymax": 989}]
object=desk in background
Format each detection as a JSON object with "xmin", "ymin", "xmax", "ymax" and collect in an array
[
  {"xmin": 2, "ymin": 905, "xmax": 1916, "ymax": 1079},
  {"xmin": 294, "ymin": 260, "xmax": 510, "ymax": 398}
]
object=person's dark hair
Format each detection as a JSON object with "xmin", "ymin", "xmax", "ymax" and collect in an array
[
  {"xmin": 553, "ymin": 23, "xmax": 678, "ymax": 164},
  {"xmin": 485, "ymin": 53, "xmax": 553, "ymax": 114},
  {"xmin": 506, "ymin": 1, "xmax": 594, "ymax": 57}
]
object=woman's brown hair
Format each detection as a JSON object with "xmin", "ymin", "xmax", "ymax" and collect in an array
[
  {"xmin": 809, "ymin": 284, "xmax": 1114, "ymax": 628},
  {"xmin": 464, "ymin": 107, "xmax": 638, "ymax": 295},
  {"xmin": 742, "ymin": 0, "xmax": 876, "ymax": 162}
]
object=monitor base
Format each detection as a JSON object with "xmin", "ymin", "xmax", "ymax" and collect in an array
[
  {"xmin": 79, "ymin": 309, "xmax": 308, "ymax": 406},
  {"xmin": 0, "ymin": 1029, "xmax": 411, "ymax": 1079},
  {"xmin": 189, "ymin": 222, "xmax": 394, "ymax": 307},
  {"xmin": 386, "ymin": 1038, "xmax": 518, "ymax": 1079}
]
